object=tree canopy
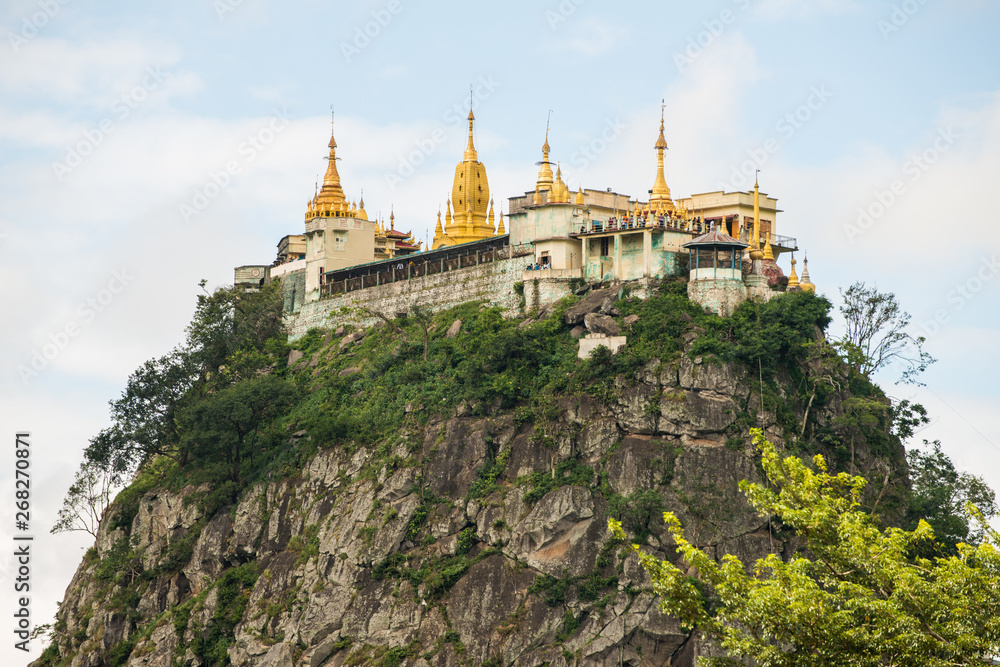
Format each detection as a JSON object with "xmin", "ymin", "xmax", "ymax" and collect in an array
[
  {"xmin": 837, "ymin": 282, "xmax": 935, "ymax": 385},
  {"xmin": 907, "ymin": 440, "xmax": 998, "ymax": 555},
  {"xmin": 610, "ymin": 429, "xmax": 1000, "ymax": 667}
]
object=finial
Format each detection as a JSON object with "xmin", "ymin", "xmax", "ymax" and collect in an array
[
  {"xmin": 464, "ymin": 99, "xmax": 477, "ymax": 161},
  {"xmin": 661, "ymin": 98, "xmax": 665, "ymax": 122},
  {"xmin": 390, "ymin": 207, "xmax": 395, "ymax": 229},
  {"xmin": 787, "ymin": 252, "xmax": 800, "ymax": 288}
]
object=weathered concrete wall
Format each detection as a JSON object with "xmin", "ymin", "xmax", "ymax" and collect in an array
[
  {"xmin": 279, "ymin": 269, "xmax": 307, "ymax": 315},
  {"xmin": 522, "ymin": 274, "xmax": 579, "ymax": 312},
  {"xmin": 688, "ymin": 279, "xmax": 747, "ymax": 317},
  {"xmin": 286, "ymin": 256, "xmax": 525, "ymax": 340}
]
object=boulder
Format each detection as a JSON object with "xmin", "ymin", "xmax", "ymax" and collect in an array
[
  {"xmin": 584, "ymin": 312, "xmax": 622, "ymax": 336},
  {"xmin": 564, "ymin": 287, "xmax": 619, "ymax": 324},
  {"xmin": 339, "ymin": 332, "xmax": 365, "ymax": 349},
  {"xmin": 446, "ymin": 319, "xmax": 462, "ymax": 338},
  {"xmin": 569, "ymin": 325, "xmax": 587, "ymax": 339}
]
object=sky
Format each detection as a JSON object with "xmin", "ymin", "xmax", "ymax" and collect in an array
[{"xmin": 1, "ymin": 0, "xmax": 999, "ymax": 663}]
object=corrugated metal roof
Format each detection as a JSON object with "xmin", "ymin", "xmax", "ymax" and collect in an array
[{"xmin": 682, "ymin": 229, "xmax": 749, "ymax": 248}]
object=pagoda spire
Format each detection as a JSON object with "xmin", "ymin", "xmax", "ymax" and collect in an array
[
  {"xmin": 320, "ymin": 107, "xmax": 345, "ymax": 202},
  {"xmin": 800, "ymin": 254, "xmax": 815, "ymax": 293},
  {"xmin": 464, "ymin": 109, "xmax": 478, "ymax": 162},
  {"xmin": 750, "ymin": 171, "xmax": 764, "ymax": 261},
  {"xmin": 650, "ymin": 100, "xmax": 672, "ymax": 205},
  {"xmin": 787, "ymin": 254, "xmax": 800, "ymax": 288},
  {"xmin": 535, "ymin": 111, "xmax": 555, "ymax": 192}
]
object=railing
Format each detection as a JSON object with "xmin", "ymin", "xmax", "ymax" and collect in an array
[
  {"xmin": 319, "ymin": 236, "xmax": 529, "ymax": 298},
  {"xmin": 739, "ymin": 230, "xmax": 798, "ymax": 250},
  {"xmin": 571, "ymin": 215, "xmax": 696, "ymax": 236}
]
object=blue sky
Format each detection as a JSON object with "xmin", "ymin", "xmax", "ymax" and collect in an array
[{"xmin": 2, "ymin": 0, "xmax": 999, "ymax": 662}]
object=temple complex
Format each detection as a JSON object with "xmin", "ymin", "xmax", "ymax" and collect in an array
[{"xmin": 236, "ymin": 100, "xmax": 816, "ymax": 323}]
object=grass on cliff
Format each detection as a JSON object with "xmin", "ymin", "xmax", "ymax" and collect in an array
[
  {"xmin": 46, "ymin": 279, "xmax": 871, "ymax": 667},
  {"xmin": 90, "ymin": 279, "xmax": 848, "ymax": 531}
]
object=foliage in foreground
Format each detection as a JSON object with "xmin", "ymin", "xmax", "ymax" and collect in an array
[{"xmin": 610, "ymin": 429, "xmax": 1000, "ymax": 667}]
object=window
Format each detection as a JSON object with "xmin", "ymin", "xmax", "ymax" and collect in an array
[
  {"xmin": 334, "ymin": 231, "xmax": 346, "ymax": 251},
  {"xmin": 600, "ymin": 238, "xmax": 610, "ymax": 257}
]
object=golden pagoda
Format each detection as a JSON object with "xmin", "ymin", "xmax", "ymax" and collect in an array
[
  {"xmin": 535, "ymin": 126, "xmax": 555, "ymax": 196},
  {"xmin": 549, "ymin": 164, "xmax": 571, "ymax": 203},
  {"xmin": 432, "ymin": 109, "xmax": 496, "ymax": 248},
  {"xmin": 787, "ymin": 255, "xmax": 801, "ymax": 291},
  {"xmin": 305, "ymin": 111, "xmax": 357, "ymax": 221},
  {"xmin": 646, "ymin": 103, "xmax": 677, "ymax": 216}
]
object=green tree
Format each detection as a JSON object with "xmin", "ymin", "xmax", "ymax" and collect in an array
[
  {"xmin": 180, "ymin": 374, "xmax": 297, "ymax": 484},
  {"xmin": 610, "ymin": 429, "xmax": 1000, "ymax": 667},
  {"xmin": 186, "ymin": 280, "xmax": 285, "ymax": 387},
  {"xmin": 84, "ymin": 346, "xmax": 196, "ymax": 475},
  {"xmin": 51, "ymin": 460, "xmax": 119, "ymax": 538},
  {"xmin": 907, "ymin": 440, "xmax": 998, "ymax": 554},
  {"xmin": 837, "ymin": 282, "xmax": 935, "ymax": 385}
]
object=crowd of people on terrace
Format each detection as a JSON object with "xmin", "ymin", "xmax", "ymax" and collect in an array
[{"xmin": 578, "ymin": 213, "xmax": 705, "ymax": 235}]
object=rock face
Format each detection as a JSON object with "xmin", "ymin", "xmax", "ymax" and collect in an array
[{"xmin": 38, "ymin": 336, "xmax": 905, "ymax": 667}]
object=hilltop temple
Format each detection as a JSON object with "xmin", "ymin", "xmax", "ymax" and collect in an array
[{"xmin": 236, "ymin": 102, "xmax": 815, "ymax": 328}]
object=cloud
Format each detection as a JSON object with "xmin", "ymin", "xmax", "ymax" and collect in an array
[
  {"xmin": 551, "ymin": 17, "xmax": 626, "ymax": 56},
  {"xmin": 0, "ymin": 37, "xmax": 200, "ymax": 108},
  {"xmin": 753, "ymin": 0, "xmax": 862, "ymax": 20}
]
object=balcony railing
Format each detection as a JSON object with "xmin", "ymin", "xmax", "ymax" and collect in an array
[
  {"xmin": 571, "ymin": 215, "xmax": 695, "ymax": 236},
  {"xmin": 739, "ymin": 230, "xmax": 798, "ymax": 250}
]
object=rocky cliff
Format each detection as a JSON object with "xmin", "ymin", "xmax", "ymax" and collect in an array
[{"xmin": 37, "ymin": 285, "xmax": 908, "ymax": 667}]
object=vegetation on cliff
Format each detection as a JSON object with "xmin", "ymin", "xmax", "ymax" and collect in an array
[
  {"xmin": 612, "ymin": 430, "xmax": 1000, "ymax": 667},
  {"xmin": 40, "ymin": 278, "xmax": 989, "ymax": 667}
]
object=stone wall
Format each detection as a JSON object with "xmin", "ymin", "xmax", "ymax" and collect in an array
[
  {"xmin": 285, "ymin": 256, "xmax": 526, "ymax": 340},
  {"xmin": 522, "ymin": 274, "xmax": 579, "ymax": 312},
  {"xmin": 688, "ymin": 278, "xmax": 747, "ymax": 317}
]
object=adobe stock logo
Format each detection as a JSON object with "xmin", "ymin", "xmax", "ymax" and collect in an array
[
  {"xmin": 340, "ymin": 1, "xmax": 404, "ymax": 63},
  {"xmin": 843, "ymin": 127, "xmax": 959, "ymax": 243},
  {"xmin": 921, "ymin": 255, "xmax": 1000, "ymax": 338}
]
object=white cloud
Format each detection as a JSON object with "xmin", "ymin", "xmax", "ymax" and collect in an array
[
  {"xmin": 0, "ymin": 37, "xmax": 200, "ymax": 108},
  {"xmin": 551, "ymin": 17, "xmax": 626, "ymax": 56},
  {"xmin": 753, "ymin": 0, "xmax": 862, "ymax": 20}
]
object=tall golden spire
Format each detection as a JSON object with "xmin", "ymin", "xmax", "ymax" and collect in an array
[
  {"xmin": 436, "ymin": 96, "xmax": 492, "ymax": 249},
  {"xmin": 750, "ymin": 172, "xmax": 764, "ymax": 261},
  {"xmin": 306, "ymin": 107, "xmax": 350, "ymax": 221},
  {"xmin": 464, "ymin": 109, "xmax": 478, "ymax": 162},
  {"xmin": 535, "ymin": 112, "xmax": 555, "ymax": 193},
  {"xmin": 650, "ymin": 101, "xmax": 672, "ymax": 206},
  {"xmin": 497, "ymin": 209, "xmax": 505, "ymax": 235},
  {"xmin": 488, "ymin": 198, "xmax": 495, "ymax": 227},
  {"xmin": 318, "ymin": 107, "xmax": 346, "ymax": 204},
  {"xmin": 445, "ymin": 199, "xmax": 452, "ymax": 226},
  {"xmin": 435, "ymin": 208, "xmax": 443, "ymax": 235}
]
